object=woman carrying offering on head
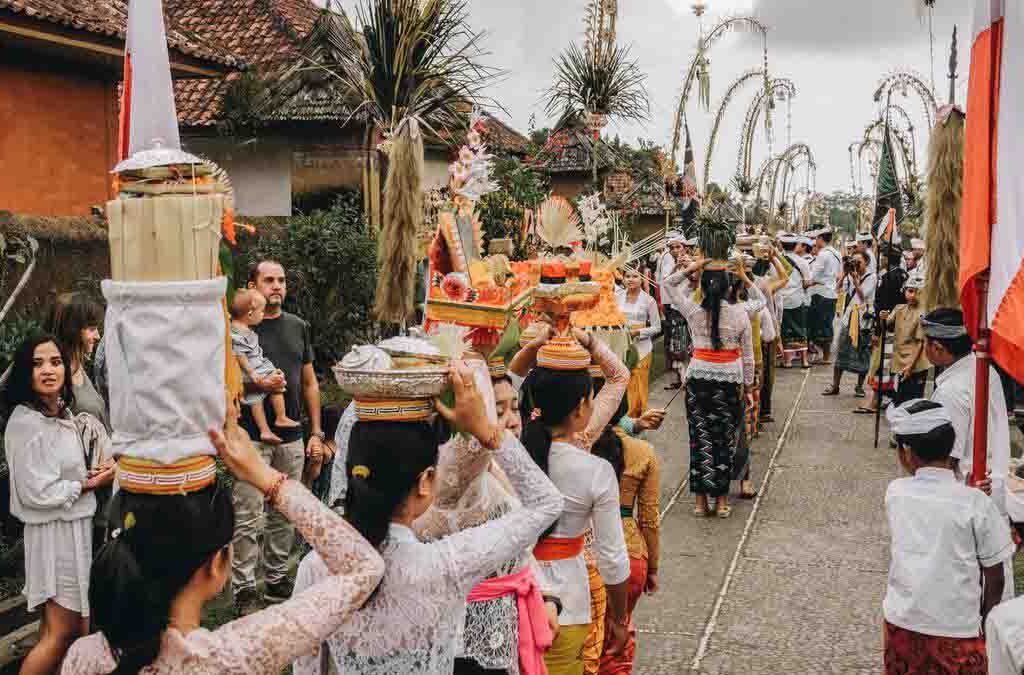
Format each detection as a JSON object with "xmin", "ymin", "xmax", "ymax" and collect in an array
[
  {"xmin": 4, "ymin": 335, "xmax": 115, "ymax": 675},
  {"xmin": 59, "ymin": 406, "xmax": 385, "ymax": 675},
  {"xmin": 293, "ymin": 361, "xmax": 563, "ymax": 675},
  {"xmin": 615, "ymin": 269, "xmax": 661, "ymax": 418},
  {"xmin": 510, "ymin": 325, "xmax": 632, "ymax": 675},
  {"xmin": 671, "ymin": 258, "xmax": 756, "ymax": 519}
]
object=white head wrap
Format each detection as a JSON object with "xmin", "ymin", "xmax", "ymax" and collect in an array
[
  {"xmin": 856, "ymin": 232, "xmax": 874, "ymax": 243},
  {"xmin": 886, "ymin": 399, "xmax": 954, "ymax": 437},
  {"xmin": 806, "ymin": 226, "xmax": 831, "ymax": 239},
  {"xmin": 666, "ymin": 230, "xmax": 686, "ymax": 244},
  {"xmin": 911, "ymin": 238, "xmax": 926, "ymax": 252},
  {"xmin": 799, "ymin": 236, "xmax": 815, "ymax": 248},
  {"xmin": 904, "ymin": 272, "xmax": 925, "ymax": 290},
  {"xmin": 777, "ymin": 234, "xmax": 799, "ymax": 245}
]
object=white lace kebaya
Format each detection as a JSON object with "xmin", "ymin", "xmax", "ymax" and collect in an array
[
  {"xmin": 666, "ymin": 282, "xmax": 760, "ymax": 385},
  {"xmin": 292, "ymin": 432, "xmax": 562, "ymax": 675}
]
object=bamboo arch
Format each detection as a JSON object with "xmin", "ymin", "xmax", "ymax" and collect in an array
[
  {"xmin": 702, "ymin": 68, "xmax": 764, "ymax": 192},
  {"xmin": 666, "ymin": 15, "xmax": 770, "ymax": 177},
  {"xmin": 738, "ymin": 77, "xmax": 796, "ymax": 182},
  {"xmin": 873, "ymin": 70, "xmax": 937, "ymax": 130}
]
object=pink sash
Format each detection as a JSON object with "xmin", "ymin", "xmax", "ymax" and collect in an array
[{"xmin": 467, "ymin": 566, "xmax": 552, "ymax": 675}]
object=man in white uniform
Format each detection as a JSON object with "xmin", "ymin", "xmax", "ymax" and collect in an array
[
  {"xmin": 806, "ymin": 227, "xmax": 841, "ymax": 364},
  {"xmin": 776, "ymin": 234, "xmax": 812, "ymax": 368},
  {"xmin": 923, "ymin": 307, "xmax": 1014, "ymax": 600}
]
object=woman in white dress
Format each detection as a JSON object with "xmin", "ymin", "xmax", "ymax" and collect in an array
[
  {"xmin": 3, "ymin": 335, "xmax": 115, "ymax": 675},
  {"xmin": 293, "ymin": 362, "xmax": 563, "ymax": 675},
  {"xmin": 615, "ymin": 269, "xmax": 661, "ymax": 418}
]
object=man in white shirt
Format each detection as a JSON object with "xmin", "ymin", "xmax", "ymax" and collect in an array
[
  {"xmin": 923, "ymin": 307, "xmax": 1015, "ymax": 602},
  {"xmin": 883, "ymin": 399, "xmax": 1013, "ymax": 673},
  {"xmin": 805, "ymin": 227, "xmax": 841, "ymax": 364},
  {"xmin": 776, "ymin": 234, "xmax": 812, "ymax": 368}
]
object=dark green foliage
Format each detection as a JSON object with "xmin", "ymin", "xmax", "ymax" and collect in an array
[
  {"xmin": 243, "ymin": 192, "xmax": 378, "ymax": 374},
  {"xmin": 0, "ymin": 318, "xmax": 41, "ymax": 374},
  {"xmin": 477, "ymin": 154, "xmax": 549, "ymax": 260},
  {"xmin": 545, "ymin": 42, "xmax": 649, "ymax": 123}
]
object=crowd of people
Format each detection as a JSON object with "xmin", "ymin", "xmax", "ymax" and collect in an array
[{"xmin": 2, "ymin": 233, "xmax": 1023, "ymax": 674}]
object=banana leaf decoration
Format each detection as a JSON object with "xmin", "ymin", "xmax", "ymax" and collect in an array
[{"xmin": 490, "ymin": 314, "xmax": 523, "ymax": 363}]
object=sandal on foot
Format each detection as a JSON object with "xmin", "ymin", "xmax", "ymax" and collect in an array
[
  {"xmin": 739, "ymin": 483, "xmax": 758, "ymax": 499},
  {"xmin": 694, "ymin": 505, "xmax": 710, "ymax": 517},
  {"xmin": 822, "ymin": 386, "xmax": 839, "ymax": 396},
  {"xmin": 854, "ymin": 387, "xmax": 866, "ymax": 398},
  {"xmin": 716, "ymin": 504, "xmax": 732, "ymax": 518}
]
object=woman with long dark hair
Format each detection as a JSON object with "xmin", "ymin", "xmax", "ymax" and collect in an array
[
  {"xmin": 293, "ymin": 362, "xmax": 563, "ymax": 675},
  {"xmin": 59, "ymin": 412, "xmax": 385, "ymax": 675},
  {"xmin": 615, "ymin": 269, "xmax": 661, "ymax": 418},
  {"xmin": 3, "ymin": 334, "xmax": 113, "ymax": 675},
  {"xmin": 44, "ymin": 293, "xmax": 107, "ymax": 430},
  {"xmin": 673, "ymin": 259, "xmax": 756, "ymax": 518},
  {"xmin": 510, "ymin": 327, "xmax": 632, "ymax": 675},
  {"xmin": 45, "ymin": 293, "xmax": 114, "ymax": 547}
]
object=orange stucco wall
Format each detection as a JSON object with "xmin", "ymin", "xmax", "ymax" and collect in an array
[{"xmin": 0, "ymin": 59, "xmax": 117, "ymax": 216}]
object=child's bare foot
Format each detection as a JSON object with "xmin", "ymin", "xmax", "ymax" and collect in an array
[
  {"xmin": 260, "ymin": 431, "xmax": 284, "ymax": 445},
  {"xmin": 275, "ymin": 416, "xmax": 302, "ymax": 429}
]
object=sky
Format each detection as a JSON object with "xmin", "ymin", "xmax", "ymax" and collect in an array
[{"xmin": 324, "ymin": 0, "xmax": 972, "ymax": 194}]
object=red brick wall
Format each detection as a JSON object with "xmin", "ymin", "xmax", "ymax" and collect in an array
[{"xmin": 0, "ymin": 60, "xmax": 117, "ymax": 216}]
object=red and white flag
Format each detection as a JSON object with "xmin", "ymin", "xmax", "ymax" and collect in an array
[{"xmin": 960, "ymin": 0, "xmax": 1024, "ymax": 383}]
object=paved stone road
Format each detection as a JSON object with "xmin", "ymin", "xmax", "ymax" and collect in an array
[{"xmin": 633, "ymin": 365, "xmax": 898, "ymax": 674}]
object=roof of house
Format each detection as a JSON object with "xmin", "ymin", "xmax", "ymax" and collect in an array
[
  {"xmin": 0, "ymin": 0, "xmax": 239, "ymax": 68},
  {"xmin": 166, "ymin": 0, "xmax": 322, "ymax": 127},
  {"xmin": 532, "ymin": 121, "xmax": 619, "ymax": 174},
  {"xmin": 0, "ymin": 211, "xmax": 107, "ymax": 243},
  {"xmin": 602, "ymin": 170, "xmax": 684, "ymax": 215},
  {"xmin": 480, "ymin": 113, "xmax": 528, "ymax": 155}
]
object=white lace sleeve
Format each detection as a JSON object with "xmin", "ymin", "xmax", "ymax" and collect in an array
[
  {"xmin": 741, "ymin": 313, "xmax": 755, "ymax": 386},
  {"xmin": 740, "ymin": 284, "xmax": 766, "ymax": 315},
  {"xmin": 435, "ymin": 434, "xmax": 562, "ymax": 596}
]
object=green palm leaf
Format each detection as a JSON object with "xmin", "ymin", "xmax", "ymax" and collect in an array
[{"xmin": 545, "ymin": 42, "xmax": 649, "ymax": 124}]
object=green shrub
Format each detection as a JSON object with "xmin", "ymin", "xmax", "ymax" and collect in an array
[
  {"xmin": 0, "ymin": 318, "xmax": 41, "ymax": 374},
  {"xmin": 241, "ymin": 192, "xmax": 378, "ymax": 374}
]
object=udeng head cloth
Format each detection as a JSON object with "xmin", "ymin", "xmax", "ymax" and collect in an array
[{"xmin": 886, "ymin": 399, "xmax": 954, "ymax": 437}]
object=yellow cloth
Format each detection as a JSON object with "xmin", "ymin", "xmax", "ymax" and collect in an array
[
  {"xmin": 615, "ymin": 429, "xmax": 661, "ymax": 569},
  {"xmin": 751, "ymin": 313, "xmax": 763, "ymax": 368},
  {"xmin": 582, "ymin": 562, "xmax": 607, "ymax": 675},
  {"xmin": 849, "ymin": 303, "xmax": 861, "ymax": 349},
  {"xmin": 545, "ymin": 625, "xmax": 590, "ymax": 675},
  {"xmin": 626, "ymin": 354, "xmax": 651, "ymax": 419}
]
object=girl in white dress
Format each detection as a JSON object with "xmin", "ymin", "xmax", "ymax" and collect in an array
[{"xmin": 3, "ymin": 335, "xmax": 115, "ymax": 675}]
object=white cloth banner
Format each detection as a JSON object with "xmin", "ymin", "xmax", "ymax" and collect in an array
[{"xmin": 102, "ymin": 277, "xmax": 227, "ymax": 464}]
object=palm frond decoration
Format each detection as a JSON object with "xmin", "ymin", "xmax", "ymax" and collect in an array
[
  {"xmin": 537, "ymin": 196, "xmax": 583, "ymax": 251},
  {"xmin": 731, "ymin": 173, "xmax": 755, "ymax": 198},
  {"xmin": 333, "ymin": 0, "xmax": 502, "ymax": 139},
  {"xmin": 325, "ymin": 0, "xmax": 502, "ymax": 324},
  {"xmin": 544, "ymin": 42, "xmax": 649, "ymax": 124},
  {"xmin": 694, "ymin": 208, "xmax": 735, "ymax": 261}
]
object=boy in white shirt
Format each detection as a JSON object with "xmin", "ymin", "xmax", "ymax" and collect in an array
[{"xmin": 883, "ymin": 399, "xmax": 1015, "ymax": 674}]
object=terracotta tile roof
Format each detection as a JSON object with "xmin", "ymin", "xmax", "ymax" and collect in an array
[
  {"xmin": 532, "ymin": 122, "xmax": 619, "ymax": 174},
  {"xmin": 610, "ymin": 171, "xmax": 685, "ymax": 216},
  {"xmin": 165, "ymin": 0, "xmax": 322, "ymax": 127},
  {"xmin": 0, "ymin": 0, "xmax": 239, "ymax": 67},
  {"xmin": 479, "ymin": 113, "xmax": 528, "ymax": 155}
]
